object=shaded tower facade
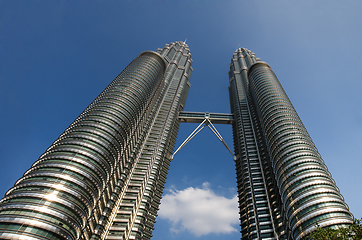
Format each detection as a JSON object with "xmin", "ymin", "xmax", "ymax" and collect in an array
[
  {"xmin": 229, "ymin": 48, "xmax": 353, "ymax": 239},
  {"xmin": 0, "ymin": 41, "xmax": 192, "ymax": 240}
]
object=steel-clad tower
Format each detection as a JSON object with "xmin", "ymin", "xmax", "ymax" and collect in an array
[
  {"xmin": 0, "ymin": 43, "xmax": 354, "ymax": 240},
  {"xmin": 229, "ymin": 48, "xmax": 353, "ymax": 239},
  {"xmin": 0, "ymin": 41, "xmax": 192, "ymax": 240}
]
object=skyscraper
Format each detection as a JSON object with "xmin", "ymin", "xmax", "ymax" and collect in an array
[
  {"xmin": 229, "ymin": 48, "xmax": 353, "ymax": 239},
  {"xmin": 0, "ymin": 41, "xmax": 192, "ymax": 240},
  {"xmin": 0, "ymin": 42, "xmax": 353, "ymax": 240}
]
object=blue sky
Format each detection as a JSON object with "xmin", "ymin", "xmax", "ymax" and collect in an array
[{"xmin": 1, "ymin": 1, "xmax": 361, "ymax": 239}]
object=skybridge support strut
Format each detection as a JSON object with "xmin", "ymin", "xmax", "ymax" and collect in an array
[{"xmin": 172, "ymin": 111, "xmax": 235, "ymax": 159}]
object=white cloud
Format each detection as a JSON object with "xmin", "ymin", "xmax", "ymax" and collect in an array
[{"xmin": 158, "ymin": 182, "xmax": 239, "ymax": 236}]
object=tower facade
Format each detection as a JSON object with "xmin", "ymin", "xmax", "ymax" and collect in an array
[
  {"xmin": 229, "ymin": 48, "xmax": 353, "ymax": 239},
  {"xmin": 0, "ymin": 43, "xmax": 354, "ymax": 240},
  {"xmin": 0, "ymin": 41, "xmax": 192, "ymax": 240}
]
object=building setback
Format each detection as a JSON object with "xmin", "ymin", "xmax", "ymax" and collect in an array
[{"xmin": 0, "ymin": 42, "xmax": 353, "ymax": 240}]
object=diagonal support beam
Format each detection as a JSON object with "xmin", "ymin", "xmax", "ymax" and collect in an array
[
  {"xmin": 206, "ymin": 118, "xmax": 234, "ymax": 156},
  {"xmin": 172, "ymin": 119, "xmax": 207, "ymax": 158},
  {"xmin": 172, "ymin": 117, "xmax": 234, "ymax": 159}
]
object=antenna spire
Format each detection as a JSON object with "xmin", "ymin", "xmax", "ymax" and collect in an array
[{"xmin": 184, "ymin": 38, "xmax": 187, "ymax": 44}]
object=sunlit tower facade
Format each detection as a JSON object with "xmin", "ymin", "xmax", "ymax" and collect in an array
[
  {"xmin": 229, "ymin": 48, "xmax": 353, "ymax": 239},
  {"xmin": 0, "ymin": 41, "xmax": 192, "ymax": 240}
]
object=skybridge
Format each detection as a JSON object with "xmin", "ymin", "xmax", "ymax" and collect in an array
[
  {"xmin": 173, "ymin": 111, "xmax": 235, "ymax": 159},
  {"xmin": 178, "ymin": 111, "xmax": 234, "ymax": 124}
]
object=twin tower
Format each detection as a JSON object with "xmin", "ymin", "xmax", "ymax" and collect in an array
[{"xmin": 0, "ymin": 41, "xmax": 353, "ymax": 240}]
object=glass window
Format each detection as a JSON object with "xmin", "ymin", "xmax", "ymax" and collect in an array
[
  {"xmin": 167, "ymin": 48, "xmax": 176, "ymax": 60},
  {"xmin": 179, "ymin": 56, "xmax": 187, "ymax": 66}
]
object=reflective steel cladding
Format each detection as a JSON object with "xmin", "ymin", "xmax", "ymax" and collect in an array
[
  {"xmin": 229, "ymin": 48, "xmax": 353, "ymax": 239},
  {"xmin": 0, "ymin": 42, "xmax": 192, "ymax": 240},
  {"xmin": 0, "ymin": 43, "xmax": 353, "ymax": 240}
]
